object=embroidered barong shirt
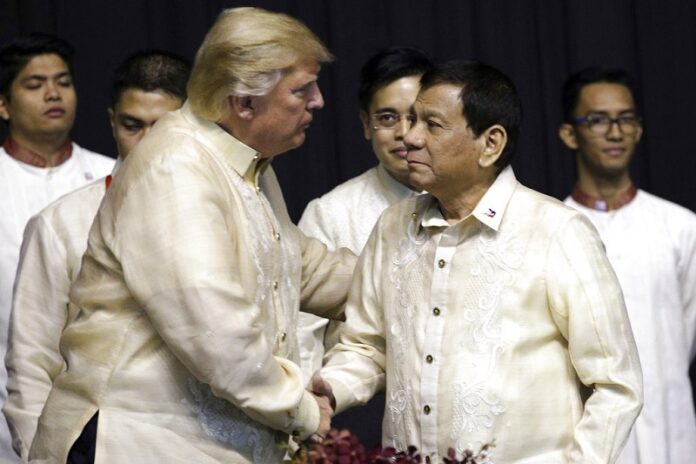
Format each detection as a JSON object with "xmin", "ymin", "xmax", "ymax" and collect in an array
[
  {"xmin": 321, "ymin": 167, "xmax": 643, "ymax": 463},
  {"xmin": 28, "ymin": 102, "xmax": 355, "ymax": 463},
  {"xmin": 566, "ymin": 190, "xmax": 696, "ymax": 464}
]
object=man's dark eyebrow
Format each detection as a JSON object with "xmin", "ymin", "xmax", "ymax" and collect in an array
[
  {"xmin": 21, "ymin": 71, "xmax": 72, "ymax": 82},
  {"xmin": 585, "ymin": 109, "xmax": 637, "ymax": 115},
  {"xmin": 372, "ymin": 107, "xmax": 399, "ymax": 114},
  {"xmin": 117, "ymin": 114, "xmax": 145, "ymax": 124}
]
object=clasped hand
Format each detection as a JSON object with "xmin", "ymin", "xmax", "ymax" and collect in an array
[{"xmin": 307, "ymin": 373, "xmax": 335, "ymax": 443}]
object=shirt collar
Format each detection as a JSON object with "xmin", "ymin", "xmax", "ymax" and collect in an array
[
  {"xmin": 180, "ymin": 101, "xmax": 265, "ymax": 183},
  {"xmin": 570, "ymin": 183, "xmax": 637, "ymax": 211},
  {"xmin": 420, "ymin": 166, "xmax": 517, "ymax": 232},
  {"xmin": 3, "ymin": 136, "xmax": 73, "ymax": 168}
]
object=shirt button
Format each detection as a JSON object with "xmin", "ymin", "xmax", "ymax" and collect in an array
[
  {"xmin": 280, "ymin": 332, "xmax": 287, "ymax": 342},
  {"xmin": 255, "ymin": 185, "xmax": 261, "ymax": 192},
  {"xmin": 273, "ymin": 232, "xmax": 281, "ymax": 241},
  {"xmin": 433, "ymin": 307, "xmax": 441, "ymax": 316},
  {"xmin": 411, "ymin": 212, "xmax": 418, "ymax": 220},
  {"xmin": 425, "ymin": 354, "xmax": 433, "ymax": 363},
  {"xmin": 437, "ymin": 259, "xmax": 445, "ymax": 268},
  {"xmin": 423, "ymin": 405, "xmax": 431, "ymax": 414},
  {"xmin": 272, "ymin": 281, "xmax": 279, "ymax": 291}
]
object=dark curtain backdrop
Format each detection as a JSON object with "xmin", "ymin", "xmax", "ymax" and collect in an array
[{"xmin": 1, "ymin": 0, "xmax": 695, "ymax": 447}]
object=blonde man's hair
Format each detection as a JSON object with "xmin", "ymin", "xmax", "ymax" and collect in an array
[{"xmin": 187, "ymin": 7, "xmax": 333, "ymax": 121}]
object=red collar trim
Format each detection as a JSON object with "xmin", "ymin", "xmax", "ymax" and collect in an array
[
  {"xmin": 3, "ymin": 136, "xmax": 73, "ymax": 168},
  {"xmin": 571, "ymin": 184, "xmax": 637, "ymax": 211},
  {"xmin": 104, "ymin": 174, "xmax": 112, "ymax": 190}
]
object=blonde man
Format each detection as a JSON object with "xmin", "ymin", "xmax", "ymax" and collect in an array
[{"xmin": 30, "ymin": 8, "xmax": 354, "ymax": 464}]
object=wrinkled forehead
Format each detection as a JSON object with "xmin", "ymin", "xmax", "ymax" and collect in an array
[{"xmin": 413, "ymin": 83, "xmax": 463, "ymax": 113}]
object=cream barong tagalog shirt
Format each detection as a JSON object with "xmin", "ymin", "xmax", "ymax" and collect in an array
[
  {"xmin": 29, "ymin": 102, "xmax": 355, "ymax": 464},
  {"xmin": 321, "ymin": 167, "xmax": 643, "ymax": 463}
]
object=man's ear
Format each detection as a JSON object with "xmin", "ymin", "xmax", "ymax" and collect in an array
[
  {"xmin": 0, "ymin": 95, "xmax": 10, "ymax": 122},
  {"xmin": 634, "ymin": 123, "xmax": 643, "ymax": 144},
  {"xmin": 478, "ymin": 124, "xmax": 507, "ymax": 168},
  {"xmin": 558, "ymin": 123, "xmax": 579, "ymax": 150},
  {"xmin": 229, "ymin": 95, "xmax": 256, "ymax": 120},
  {"xmin": 359, "ymin": 110, "xmax": 372, "ymax": 141},
  {"xmin": 107, "ymin": 107, "xmax": 115, "ymax": 131}
]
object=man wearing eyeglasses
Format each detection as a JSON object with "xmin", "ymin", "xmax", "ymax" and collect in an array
[{"xmin": 559, "ymin": 67, "xmax": 696, "ymax": 464}]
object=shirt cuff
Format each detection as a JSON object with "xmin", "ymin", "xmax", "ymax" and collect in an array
[
  {"xmin": 322, "ymin": 376, "xmax": 355, "ymax": 415},
  {"xmin": 290, "ymin": 390, "xmax": 320, "ymax": 441}
]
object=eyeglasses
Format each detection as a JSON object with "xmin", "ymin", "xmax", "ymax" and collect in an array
[
  {"xmin": 370, "ymin": 112, "xmax": 412, "ymax": 130},
  {"xmin": 573, "ymin": 113, "xmax": 642, "ymax": 136}
]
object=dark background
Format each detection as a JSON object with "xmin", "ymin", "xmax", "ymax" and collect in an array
[{"xmin": 1, "ymin": 0, "xmax": 695, "ymax": 448}]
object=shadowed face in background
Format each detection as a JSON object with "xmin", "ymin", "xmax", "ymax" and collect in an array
[
  {"xmin": 360, "ymin": 76, "xmax": 421, "ymax": 187},
  {"xmin": 108, "ymin": 89, "xmax": 183, "ymax": 158}
]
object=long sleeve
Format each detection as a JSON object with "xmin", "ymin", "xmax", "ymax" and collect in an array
[
  {"xmin": 298, "ymin": 233, "xmax": 355, "ymax": 320},
  {"xmin": 298, "ymin": 199, "xmax": 337, "ymax": 251},
  {"xmin": 4, "ymin": 216, "xmax": 71, "ymax": 459},
  {"xmin": 112, "ymin": 152, "xmax": 319, "ymax": 438},
  {"xmin": 546, "ymin": 214, "xmax": 643, "ymax": 463},
  {"xmin": 676, "ymin": 215, "xmax": 696, "ymax": 361},
  {"xmin": 320, "ymin": 224, "xmax": 387, "ymax": 414}
]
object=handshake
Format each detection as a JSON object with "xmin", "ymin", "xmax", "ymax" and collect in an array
[{"xmin": 307, "ymin": 373, "xmax": 336, "ymax": 444}]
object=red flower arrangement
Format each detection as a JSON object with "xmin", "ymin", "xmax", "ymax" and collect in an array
[{"xmin": 287, "ymin": 428, "xmax": 493, "ymax": 464}]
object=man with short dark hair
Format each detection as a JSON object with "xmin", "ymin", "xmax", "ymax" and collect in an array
[
  {"xmin": 0, "ymin": 33, "xmax": 114, "ymax": 462},
  {"xmin": 3, "ymin": 50, "xmax": 190, "ymax": 461},
  {"xmin": 30, "ymin": 8, "xmax": 354, "ymax": 463},
  {"xmin": 559, "ymin": 67, "xmax": 696, "ymax": 464},
  {"xmin": 316, "ymin": 60, "xmax": 643, "ymax": 463}
]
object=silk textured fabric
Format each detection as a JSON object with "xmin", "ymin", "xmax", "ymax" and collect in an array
[
  {"xmin": 321, "ymin": 167, "xmax": 643, "ymax": 463},
  {"xmin": 3, "ymin": 178, "xmax": 107, "ymax": 459},
  {"xmin": 0, "ymin": 143, "xmax": 113, "ymax": 463},
  {"xmin": 297, "ymin": 164, "xmax": 417, "ymax": 381},
  {"xmin": 566, "ymin": 191, "xmax": 696, "ymax": 464},
  {"xmin": 28, "ymin": 103, "xmax": 355, "ymax": 463}
]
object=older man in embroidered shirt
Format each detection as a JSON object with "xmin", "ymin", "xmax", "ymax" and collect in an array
[
  {"xmin": 316, "ymin": 60, "xmax": 643, "ymax": 463},
  {"xmin": 29, "ymin": 8, "xmax": 354, "ymax": 464}
]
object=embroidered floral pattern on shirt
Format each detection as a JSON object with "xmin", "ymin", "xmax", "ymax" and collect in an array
[
  {"xmin": 229, "ymin": 172, "xmax": 300, "ymax": 360},
  {"xmin": 384, "ymin": 212, "xmax": 429, "ymax": 449},
  {"xmin": 451, "ymin": 382, "xmax": 505, "ymax": 454},
  {"xmin": 450, "ymin": 220, "xmax": 524, "ymax": 449},
  {"xmin": 187, "ymin": 164, "xmax": 301, "ymax": 458},
  {"xmin": 188, "ymin": 378, "xmax": 284, "ymax": 463}
]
